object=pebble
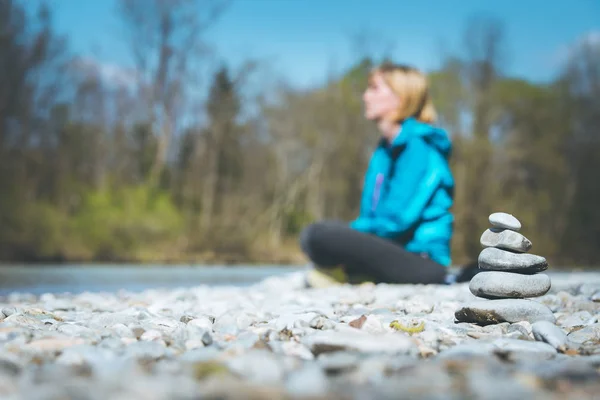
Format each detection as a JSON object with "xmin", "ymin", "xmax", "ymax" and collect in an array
[
  {"xmin": 455, "ymin": 299, "xmax": 556, "ymax": 325},
  {"xmin": 227, "ymin": 349, "xmax": 284, "ymax": 385},
  {"xmin": 480, "ymin": 228, "xmax": 532, "ymax": 253},
  {"xmin": 437, "ymin": 342, "xmax": 496, "ymax": 359},
  {"xmin": 489, "ymin": 212, "xmax": 522, "ymax": 231},
  {"xmin": 285, "ymin": 364, "xmax": 329, "ymax": 397},
  {"xmin": 309, "ymin": 315, "xmax": 336, "ymax": 330},
  {"xmin": 478, "ymin": 247, "xmax": 548, "ymax": 274},
  {"xmin": 2, "ymin": 307, "xmax": 17, "ymax": 317},
  {"xmin": 567, "ymin": 323, "xmax": 600, "ymax": 345},
  {"xmin": 302, "ymin": 330, "xmax": 416, "ymax": 356},
  {"xmin": 317, "ymin": 351, "xmax": 360, "ymax": 373},
  {"xmin": 492, "ymin": 338, "xmax": 557, "ymax": 360},
  {"xmin": 558, "ymin": 311, "xmax": 595, "ymax": 330},
  {"xmin": 469, "ymin": 271, "xmax": 551, "ymax": 299},
  {"xmin": 532, "ymin": 321, "xmax": 571, "ymax": 352},
  {"xmin": 506, "ymin": 323, "xmax": 531, "ymax": 340},
  {"xmin": 512, "ymin": 321, "xmax": 533, "ymax": 335}
]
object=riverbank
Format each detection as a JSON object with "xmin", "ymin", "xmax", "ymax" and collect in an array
[{"xmin": 0, "ymin": 271, "xmax": 599, "ymax": 399}]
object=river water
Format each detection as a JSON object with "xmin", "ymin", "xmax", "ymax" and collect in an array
[
  {"xmin": 0, "ymin": 264, "xmax": 308, "ymax": 296},
  {"xmin": 0, "ymin": 264, "xmax": 598, "ymax": 296}
]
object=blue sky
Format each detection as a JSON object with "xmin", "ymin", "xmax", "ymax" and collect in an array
[{"xmin": 41, "ymin": 0, "xmax": 599, "ymax": 88}]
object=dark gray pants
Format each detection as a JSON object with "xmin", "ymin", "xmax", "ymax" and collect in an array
[{"xmin": 300, "ymin": 221, "xmax": 447, "ymax": 284}]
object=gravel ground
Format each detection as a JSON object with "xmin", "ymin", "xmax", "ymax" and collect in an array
[{"xmin": 0, "ymin": 271, "xmax": 598, "ymax": 399}]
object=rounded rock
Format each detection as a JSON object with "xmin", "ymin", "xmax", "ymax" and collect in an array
[
  {"xmin": 478, "ymin": 248, "xmax": 548, "ymax": 274},
  {"xmin": 455, "ymin": 299, "xmax": 556, "ymax": 326},
  {"xmin": 532, "ymin": 321, "xmax": 570, "ymax": 352},
  {"xmin": 489, "ymin": 212, "xmax": 521, "ymax": 231},
  {"xmin": 480, "ymin": 229, "xmax": 532, "ymax": 253},
  {"xmin": 469, "ymin": 271, "xmax": 551, "ymax": 299},
  {"xmin": 492, "ymin": 338, "xmax": 557, "ymax": 360},
  {"xmin": 566, "ymin": 323, "xmax": 600, "ymax": 345}
]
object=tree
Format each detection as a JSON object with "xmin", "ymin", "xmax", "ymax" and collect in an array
[
  {"xmin": 558, "ymin": 37, "xmax": 600, "ymax": 264},
  {"xmin": 116, "ymin": 0, "xmax": 229, "ymax": 187}
]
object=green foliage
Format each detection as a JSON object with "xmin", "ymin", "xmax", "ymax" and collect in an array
[
  {"xmin": 0, "ymin": 199, "xmax": 67, "ymax": 260},
  {"xmin": 284, "ymin": 207, "xmax": 314, "ymax": 236},
  {"xmin": 72, "ymin": 186, "xmax": 183, "ymax": 260}
]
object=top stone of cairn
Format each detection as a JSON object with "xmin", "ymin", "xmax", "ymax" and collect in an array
[{"xmin": 489, "ymin": 212, "xmax": 521, "ymax": 231}]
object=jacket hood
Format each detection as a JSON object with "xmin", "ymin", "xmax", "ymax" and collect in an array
[{"xmin": 388, "ymin": 117, "xmax": 452, "ymax": 158}]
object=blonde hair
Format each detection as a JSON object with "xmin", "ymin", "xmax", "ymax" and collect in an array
[{"xmin": 369, "ymin": 63, "xmax": 437, "ymax": 124}]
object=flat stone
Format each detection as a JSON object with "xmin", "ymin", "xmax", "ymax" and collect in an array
[
  {"xmin": 455, "ymin": 299, "xmax": 556, "ymax": 325},
  {"xmin": 478, "ymin": 247, "xmax": 548, "ymax": 274},
  {"xmin": 532, "ymin": 321, "xmax": 570, "ymax": 352},
  {"xmin": 521, "ymin": 358, "xmax": 600, "ymax": 381},
  {"xmin": 227, "ymin": 349, "xmax": 284, "ymax": 385},
  {"xmin": 2, "ymin": 307, "xmax": 17, "ymax": 317},
  {"xmin": 558, "ymin": 311, "xmax": 594, "ymax": 330},
  {"xmin": 437, "ymin": 343, "xmax": 496, "ymax": 360},
  {"xmin": 56, "ymin": 324, "xmax": 98, "ymax": 340},
  {"xmin": 489, "ymin": 212, "xmax": 521, "ymax": 231},
  {"xmin": 2, "ymin": 314, "xmax": 45, "ymax": 330},
  {"xmin": 317, "ymin": 351, "xmax": 360, "ymax": 373},
  {"xmin": 23, "ymin": 338, "xmax": 86, "ymax": 354},
  {"xmin": 469, "ymin": 271, "xmax": 551, "ymax": 299},
  {"xmin": 506, "ymin": 324, "xmax": 531, "ymax": 340},
  {"xmin": 511, "ymin": 321, "xmax": 533, "ymax": 335},
  {"xmin": 492, "ymin": 338, "xmax": 557, "ymax": 360},
  {"xmin": 285, "ymin": 364, "xmax": 328, "ymax": 398},
  {"xmin": 567, "ymin": 323, "xmax": 600, "ymax": 344},
  {"xmin": 123, "ymin": 341, "xmax": 171, "ymax": 361},
  {"xmin": 480, "ymin": 228, "xmax": 532, "ymax": 253},
  {"xmin": 302, "ymin": 330, "xmax": 415, "ymax": 356},
  {"xmin": 309, "ymin": 316, "xmax": 335, "ymax": 330}
]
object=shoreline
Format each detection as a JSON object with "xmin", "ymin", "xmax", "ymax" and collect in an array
[{"xmin": 0, "ymin": 271, "xmax": 598, "ymax": 398}]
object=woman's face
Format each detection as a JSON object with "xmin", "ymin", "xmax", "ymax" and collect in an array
[{"xmin": 363, "ymin": 72, "xmax": 401, "ymax": 121}]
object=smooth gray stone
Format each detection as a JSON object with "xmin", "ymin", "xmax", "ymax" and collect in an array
[
  {"xmin": 506, "ymin": 323, "xmax": 531, "ymax": 340},
  {"xmin": 179, "ymin": 346, "xmax": 221, "ymax": 363},
  {"xmin": 492, "ymin": 338, "xmax": 557, "ymax": 360},
  {"xmin": 2, "ymin": 307, "xmax": 17, "ymax": 317},
  {"xmin": 309, "ymin": 316, "xmax": 336, "ymax": 330},
  {"xmin": 437, "ymin": 343, "xmax": 496, "ymax": 360},
  {"xmin": 2, "ymin": 314, "xmax": 45, "ymax": 330},
  {"xmin": 227, "ymin": 349, "xmax": 284, "ymax": 385},
  {"xmin": 285, "ymin": 364, "xmax": 328, "ymax": 398},
  {"xmin": 591, "ymin": 291, "xmax": 600, "ymax": 303},
  {"xmin": 123, "ymin": 341, "xmax": 172, "ymax": 361},
  {"xmin": 302, "ymin": 330, "xmax": 415, "ymax": 356},
  {"xmin": 478, "ymin": 247, "xmax": 548, "ymax": 274},
  {"xmin": 480, "ymin": 228, "xmax": 532, "ymax": 253},
  {"xmin": 317, "ymin": 351, "xmax": 360, "ymax": 373},
  {"xmin": 558, "ymin": 311, "xmax": 594, "ymax": 329},
  {"xmin": 578, "ymin": 283, "xmax": 600, "ymax": 297},
  {"xmin": 489, "ymin": 212, "xmax": 521, "ymax": 231},
  {"xmin": 469, "ymin": 271, "xmax": 551, "ymax": 299},
  {"xmin": 56, "ymin": 323, "xmax": 98, "ymax": 339},
  {"xmin": 532, "ymin": 321, "xmax": 570, "ymax": 352},
  {"xmin": 521, "ymin": 358, "xmax": 599, "ymax": 381},
  {"xmin": 455, "ymin": 299, "xmax": 556, "ymax": 325},
  {"xmin": 580, "ymin": 354, "xmax": 600, "ymax": 367},
  {"xmin": 567, "ymin": 323, "xmax": 600, "ymax": 344}
]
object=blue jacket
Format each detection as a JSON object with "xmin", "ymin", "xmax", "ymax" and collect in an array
[{"xmin": 350, "ymin": 117, "xmax": 455, "ymax": 266}]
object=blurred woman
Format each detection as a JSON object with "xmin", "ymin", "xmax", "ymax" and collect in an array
[{"xmin": 300, "ymin": 62, "xmax": 455, "ymax": 286}]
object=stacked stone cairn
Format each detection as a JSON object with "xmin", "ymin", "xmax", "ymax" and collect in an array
[{"xmin": 455, "ymin": 212, "xmax": 556, "ymax": 325}]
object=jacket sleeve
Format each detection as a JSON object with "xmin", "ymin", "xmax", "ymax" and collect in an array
[{"xmin": 350, "ymin": 138, "xmax": 440, "ymax": 238}]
